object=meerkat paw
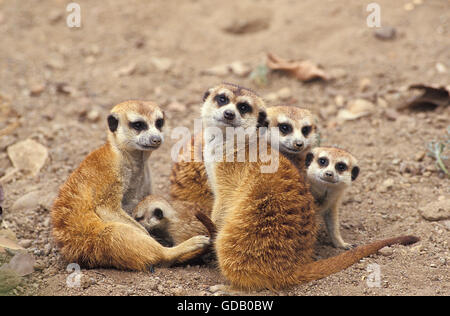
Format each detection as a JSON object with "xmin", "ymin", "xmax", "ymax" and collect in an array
[
  {"xmin": 185, "ymin": 235, "xmax": 211, "ymax": 251},
  {"xmin": 335, "ymin": 241, "xmax": 354, "ymax": 250},
  {"xmin": 209, "ymin": 284, "xmax": 239, "ymax": 296}
]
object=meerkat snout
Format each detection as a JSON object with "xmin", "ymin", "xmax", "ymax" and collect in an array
[{"xmin": 223, "ymin": 110, "xmax": 236, "ymax": 121}]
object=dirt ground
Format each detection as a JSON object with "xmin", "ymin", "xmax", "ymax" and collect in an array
[{"xmin": 0, "ymin": 0, "xmax": 449, "ymax": 296}]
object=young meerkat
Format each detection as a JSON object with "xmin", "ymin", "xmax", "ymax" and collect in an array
[
  {"xmin": 201, "ymin": 84, "xmax": 418, "ymax": 291},
  {"xmin": 51, "ymin": 101, "xmax": 210, "ymax": 271},
  {"xmin": 305, "ymin": 147, "xmax": 360, "ymax": 249},
  {"xmin": 133, "ymin": 195, "xmax": 210, "ymax": 246}
]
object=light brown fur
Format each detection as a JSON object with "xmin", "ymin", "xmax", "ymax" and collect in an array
[{"xmin": 51, "ymin": 101, "xmax": 209, "ymax": 271}]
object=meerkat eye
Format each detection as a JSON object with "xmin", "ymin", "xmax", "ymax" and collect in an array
[
  {"xmin": 153, "ymin": 208, "xmax": 163, "ymax": 220},
  {"xmin": 278, "ymin": 123, "xmax": 293, "ymax": 135},
  {"xmin": 237, "ymin": 102, "xmax": 252, "ymax": 114},
  {"xmin": 0, "ymin": 206, "xmax": 2, "ymax": 216},
  {"xmin": 318, "ymin": 157, "xmax": 329, "ymax": 167},
  {"xmin": 301, "ymin": 125, "xmax": 312, "ymax": 137},
  {"xmin": 130, "ymin": 121, "xmax": 148, "ymax": 131},
  {"xmin": 155, "ymin": 118, "xmax": 164, "ymax": 130},
  {"xmin": 335, "ymin": 162, "xmax": 348, "ymax": 172},
  {"xmin": 214, "ymin": 94, "xmax": 229, "ymax": 106}
]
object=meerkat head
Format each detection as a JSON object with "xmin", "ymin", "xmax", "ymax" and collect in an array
[
  {"xmin": 305, "ymin": 147, "xmax": 359, "ymax": 190},
  {"xmin": 201, "ymin": 83, "xmax": 268, "ymax": 132},
  {"xmin": 132, "ymin": 195, "xmax": 177, "ymax": 232},
  {"xmin": 107, "ymin": 100, "xmax": 165, "ymax": 152},
  {"xmin": 266, "ymin": 106, "xmax": 318, "ymax": 156}
]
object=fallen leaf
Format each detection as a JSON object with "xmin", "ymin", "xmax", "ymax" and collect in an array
[
  {"xmin": 400, "ymin": 84, "xmax": 450, "ymax": 111},
  {"xmin": 337, "ymin": 99, "xmax": 375, "ymax": 122},
  {"xmin": 266, "ymin": 53, "xmax": 329, "ymax": 81}
]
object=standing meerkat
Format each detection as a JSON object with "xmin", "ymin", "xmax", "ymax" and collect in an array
[
  {"xmin": 169, "ymin": 104, "xmax": 319, "ymax": 212},
  {"xmin": 305, "ymin": 147, "xmax": 360, "ymax": 249},
  {"xmin": 201, "ymin": 84, "xmax": 419, "ymax": 291},
  {"xmin": 51, "ymin": 101, "xmax": 210, "ymax": 271}
]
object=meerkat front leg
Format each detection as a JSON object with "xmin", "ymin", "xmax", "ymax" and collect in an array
[{"xmin": 323, "ymin": 205, "xmax": 352, "ymax": 249}]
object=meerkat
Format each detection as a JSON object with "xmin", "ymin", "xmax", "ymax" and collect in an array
[
  {"xmin": 133, "ymin": 195, "xmax": 210, "ymax": 246},
  {"xmin": 201, "ymin": 84, "xmax": 418, "ymax": 291},
  {"xmin": 305, "ymin": 147, "xmax": 360, "ymax": 249},
  {"xmin": 51, "ymin": 100, "xmax": 210, "ymax": 271},
  {"xmin": 169, "ymin": 104, "xmax": 318, "ymax": 212}
]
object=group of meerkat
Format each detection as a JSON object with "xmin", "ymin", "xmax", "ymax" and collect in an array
[{"xmin": 51, "ymin": 83, "xmax": 418, "ymax": 292}]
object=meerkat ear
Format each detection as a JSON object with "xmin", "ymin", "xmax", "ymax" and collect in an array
[
  {"xmin": 305, "ymin": 153, "xmax": 314, "ymax": 167},
  {"xmin": 107, "ymin": 114, "xmax": 119, "ymax": 133},
  {"xmin": 153, "ymin": 208, "xmax": 164, "ymax": 220},
  {"xmin": 257, "ymin": 110, "xmax": 269, "ymax": 128},
  {"xmin": 351, "ymin": 166, "xmax": 360, "ymax": 181},
  {"xmin": 203, "ymin": 89, "xmax": 211, "ymax": 102}
]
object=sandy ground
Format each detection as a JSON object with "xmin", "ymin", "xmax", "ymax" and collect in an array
[{"xmin": 0, "ymin": 0, "xmax": 449, "ymax": 296}]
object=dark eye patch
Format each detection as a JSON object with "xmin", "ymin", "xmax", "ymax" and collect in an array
[
  {"xmin": 318, "ymin": 157, "xmax": 329, "ymax": 167},
  {"xmin": 335, "ymin": 162, "xmax": 348, "ymax": 173},
  {"xmin": 214, "ymin": 94, "xmax": 229, "ymax": 106},
  {"xmin": 130, "ymin": 121, "xmax": 148, "ymax": 131},
  {"xmin": 155, "ymin": 118, "xmax": 164, "ymax": 130},
  {"xmin": 301, "ymin": 125, "xmax": 312, "ymax": 137},
  {"xmin": 278, "ymin": 123, "xmax": 293, "ymax": 135},
  {"xmin": 237, "ymin": 102, "xmax": 252, "ymax": 115},
  {"xmin": 153, "ymin": 208, "xmax": 163, "ymax": 220}
]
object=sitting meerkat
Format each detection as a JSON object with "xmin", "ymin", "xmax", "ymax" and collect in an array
[
  {"xmin": 201, "ymin": 83, "xmax": 418, "ymax": 291},
  {"xmin": 305, "ymin": 147, "xmax": 360, "ymax": 249},
  {"xmin": 51, "ymin": 101, "xmax": 210, "ymax": 271}
]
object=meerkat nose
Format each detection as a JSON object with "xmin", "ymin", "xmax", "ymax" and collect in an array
[
  {"xmin": 294, "ymin": 141, "xmax": 304, "ymax": 148},
  {"xmin": 150, "ymin": 135, "xmax": 162, "ymax": 146},
  {"xmin": 325, "ymin": 171, "xmax": 334, "ymax": 177},
  {"xmin": 223, "ymin": 110, "xmax": 236, "ymax": 121}
]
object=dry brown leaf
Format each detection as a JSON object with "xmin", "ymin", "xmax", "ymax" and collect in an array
[
  {"xmin": 400, "ymin": 84, "xmax": 450, "ymax": 111},
  {"xmin": 266, "ymin": 53, "xmax": 329, "ymax": 81}
]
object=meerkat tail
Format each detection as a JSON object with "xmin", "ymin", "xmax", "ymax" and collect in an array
[
  {"xmin": 296, "ymin": 235, "xmax": 419, "ymax": 282},
  {"xmin": 195, "ymin": 211, "xmax": 217, "ymax": 240}
]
